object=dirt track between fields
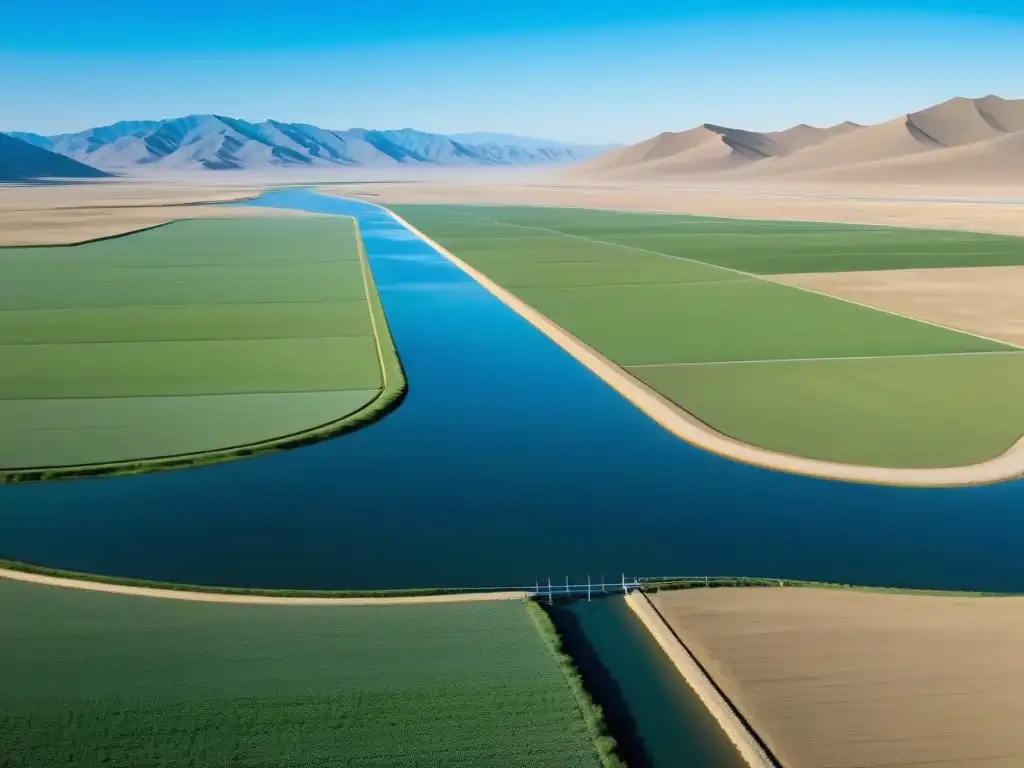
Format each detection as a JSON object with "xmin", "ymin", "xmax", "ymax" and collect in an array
[{"xmin": 0, "ymin": 568, "xmax": 528, "ymax": 605}]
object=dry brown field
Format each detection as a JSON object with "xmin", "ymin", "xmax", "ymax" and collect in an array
[{"xmin": 652, "ymin": 587, "xmax": 1024, "ymax": 768}]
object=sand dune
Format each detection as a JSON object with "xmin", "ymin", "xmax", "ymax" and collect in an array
[
  {"xmin": 575, "ymin": 94, "xmax": 1024, "ymax": 185},
  {"xmin": 765, "ymin": 121, "xmax": 862, "ymax": 152},
  {"xmin": 908, "ymin": 96, "xmax": 1007, "ymax": 146},
  {"xmin": 575, "ymin": 127, "xmax": 728, "ymax": 173},
  {"xmin": 571, "ymin": 120, "xmax": 865, "ymax": 179},
  {"xmin": 730, "ymin": 117, "xmax": 936, "ymax": 177},
  {"xmin": 973, "ymin": 93, "xmax": 1024, "ymax": 132},
  {"xmin": 794, "ymin": 129, "xmax": 1024, "ymax": 184}
]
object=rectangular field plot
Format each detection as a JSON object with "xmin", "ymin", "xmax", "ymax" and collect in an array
[
  {"xmin": 0, "ymin": 261, "xmax": 367, "ymax": 310},
  {"xmin": 0, "ymin": 216, "xmax": 385, "ymax": 470},
  {"xmin": 633, "ymin": 353, "xmax": 1024, "ymax": 467},
  {"xmin": 522, "ymin": 279, "xmax": 1007, "ymax": 366},
  {"xmin": 395, "ymin": 204, "xmax": 1024, "ymax": 467},
  {"xmin": 0, "ymin": 336, "xmax": 382, "ymax": 399},
  {"xmin": 0, "ymin": 390, "xmax": 378, "ymax": 469},
  {"xmin": 0, "ymin": 580, "xmax": 604, "ymax": 768}
]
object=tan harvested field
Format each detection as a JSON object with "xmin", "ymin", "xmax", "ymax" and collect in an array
[
  {"xmin": 330, "ymin": 181, "xmax": 1024, "ymax": 237},
  {"xmin": 1, "ymin": 202, "xmax": 323, "ymax": 244},
  {"xmin": 0, "ymin": 181, "xmax": 332, "ymax": 245},
  {"xmin": 775, "ymin": 265, "xmax": 1024, "ymax": 347},
  {"xmin": 651, "ymin": 587, "xmax": 1024, "ymax": 768},
  {"xmin": 0, "ymin": 180, "xmax": 270, "ymax": 245},
  {"xmin": 1, "ymin": 204, "xmax": 322, "ymax": 246}
]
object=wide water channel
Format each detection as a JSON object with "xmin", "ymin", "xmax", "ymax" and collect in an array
[
  {"xmin": 1, "ymin": 188, "xmax": 1022, "ymax": 593},
  {"xmin": 2, "ymin": 189, "xmax": 1021, "ymax": 767}
]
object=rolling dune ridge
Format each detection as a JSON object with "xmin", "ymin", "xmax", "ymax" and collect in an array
[{"xmin": 572, "ymin": 95, "xmax": 1024, "ymax": 185}]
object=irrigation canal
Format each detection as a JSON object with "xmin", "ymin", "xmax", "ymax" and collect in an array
[
  {"xmin": 2, "ymin": 188, "xmax": 1022, "ymax": 767},
  {"xmin": 546, "ymin": 594, "xmax": 748, "ymax": 768},
  {"xmin": 1, "ymin": 187, "xmax": 1021, "ymax": 594}
]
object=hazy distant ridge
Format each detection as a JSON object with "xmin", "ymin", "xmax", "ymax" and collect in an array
[{"xmin": 9, "ymin": 116, "xmax": 612, "ymax": 172}]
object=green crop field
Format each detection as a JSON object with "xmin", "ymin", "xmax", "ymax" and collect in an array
[
  {"xmin": 0, "ymin": 580, "xmax": 609, "ymax": 768},
  {"xmin": 401, "ymin": 205, "xmax": 1024, "ymax": 274},
  {"xmin": 0, "ymin": 217, "xmax": 398, "ymax": 475},
  {"xmin": 394, "ymin": 204, "xmax": 1024, "ymax": 468}
]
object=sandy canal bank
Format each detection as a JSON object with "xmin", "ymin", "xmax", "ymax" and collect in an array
[{"xmin": 0, "ymin": 568, "xmax": 528, "ymax": 605}]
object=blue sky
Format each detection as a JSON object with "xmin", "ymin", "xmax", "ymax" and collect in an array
[{"xmin": 4, "ymin": 0, "xmax": 1023, "ymax": 143}]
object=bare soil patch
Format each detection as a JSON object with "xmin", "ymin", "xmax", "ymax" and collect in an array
[
  {"xmin": 0, "ymin": 179, "xmax": 286, "ymax": 245},
  {"xmin": 0, "ymin": 179, "xmax": 322, "ymax": 245},
  {"xmin": 0, "ymin": 180, "xmax": 267, "ymax": 209},
  {"xmin": 652, "ymin": 587, "xmax": 1024, "ymax": 768},
  {"xmin": 1, "ymin": 205, "xmax": 319, "ymax": 246},
  {"xmin": 774, "ymin": 266, "xmax": 1024, "ymax": 347}
]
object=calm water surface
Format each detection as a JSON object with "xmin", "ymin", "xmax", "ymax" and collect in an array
[{"xmin": 1, "ymin": 189, "xmax": 1022, "ymax": 592}]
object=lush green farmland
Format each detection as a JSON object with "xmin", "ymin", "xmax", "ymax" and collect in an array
[
  {"xmin": 0, "ymin": 579, "xmax": 609, "ymax": 768},
  {"xmin": 637, "ymin": 354, "xmax": 1024, "ymax": 467},
  {"xmin": 0, "ymin": 217, "xmax": 402, "ymax": 478},
  {"xmin": 406, "ymin": 205, "xmax": 1024, "ymax": 274},
  {"xmin": 394, "ymin": 204, "xmax": 1024, "ymax": 468}
]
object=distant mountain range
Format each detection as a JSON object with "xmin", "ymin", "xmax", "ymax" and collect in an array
[
  {"xmin": 0, "ymin": 133, "xmax": 111, "ymax": 181},
  {"xmin": 7, "ymin": 115, "xmax": 617, "ymax": 173},
  {"xmin": 569, "ymin": 95, "xmax": 1024, "ymax": 184}
]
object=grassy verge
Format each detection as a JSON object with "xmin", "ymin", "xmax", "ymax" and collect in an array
[
  {"xmin": 641, "ymin": 576, "xmax": 1017, "ymax": 597},
  {"xmin": 0, "ymin": 220, "xmax": 407, "ymax": 484},
  {"xmin": 526, "ymin": 600, "xmax": 627, "ymax": 768}
]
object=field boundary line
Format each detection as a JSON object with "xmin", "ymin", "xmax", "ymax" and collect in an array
[
  {"xmin": 466, "ymin": 201, "xmax": 1024, "ymax": 239},
  {"xmin": 627, "ymin": 350, "xmax": 1024, "ymax": 369},
  {"xmin": 520, "ymin": 278, "xmax": 755, "ymax": 292},
  {"xmin": 381, "ymin": 203, "xmax": 1024, "ymax": 486},
  {"xmin": 0, "ymin": 332, "xmax": 375, "ymax": 348},
  {"xmin": 461, "ymin": 213, "xmax": 1024, "ymax": 352},
  {"xmin": 625, "ymin": 590, "xmax": 777, "ymax": 768}
]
